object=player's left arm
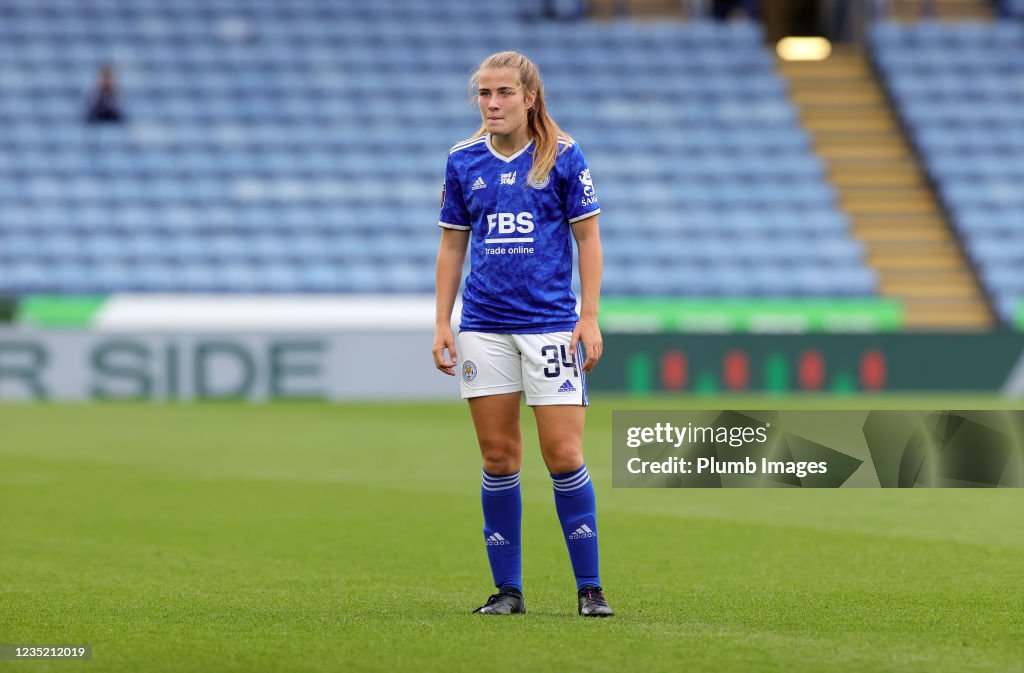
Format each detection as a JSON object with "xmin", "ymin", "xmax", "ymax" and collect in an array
[{"xmin": 571, "ymin": 214, "xmax": 603, "ymax": 373}]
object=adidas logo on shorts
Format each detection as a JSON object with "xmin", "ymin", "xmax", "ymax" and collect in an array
[
  {"xmin": 558, "ymin": 379, "xmax": 577, "ymax": 393},
  {"xmin": 485, "ymin": 532, "xmax": 509, "ymax": 546},
  {"xmin": 569, "ymin": 524, "xmax": 596, "ymax": 540}
]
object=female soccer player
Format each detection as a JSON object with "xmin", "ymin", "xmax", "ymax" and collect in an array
[{"xmin": 432, "ymin": 51, "xmax": 613, "ymax": 617}]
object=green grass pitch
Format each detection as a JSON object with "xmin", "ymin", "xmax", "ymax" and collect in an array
[{"xmin": 1, "ymin": 397, "xmax": 1022, "ymax": 672}]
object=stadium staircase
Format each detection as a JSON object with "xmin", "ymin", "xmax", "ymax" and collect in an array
[{"xmin": 779, "ymin": 45, "xmax": 994, "ymax": 329}]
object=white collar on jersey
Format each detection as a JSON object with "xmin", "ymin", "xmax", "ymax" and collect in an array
[{"xmin": 486, "ymin": 134, "xmax": 534, "ymax": 163}]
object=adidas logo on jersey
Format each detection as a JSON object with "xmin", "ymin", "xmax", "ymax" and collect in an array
[
  {"xmin": 485, "ymin": 532, "xmax": 509, "ymax": 546},
  {"xmin": 558, "ymin": 379, "xmax": 577, "ymax": 393},
  {"xmin": 472, "ymin": 176, "xmax": 487, "ymax": 190},
  {"xmin": 569, "ymin": 524, "xmax": 596, "ymax": 540}
]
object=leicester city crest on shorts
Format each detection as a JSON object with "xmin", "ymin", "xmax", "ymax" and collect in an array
[{"xmin": 462, "ymin": 360, "xmax": 478, "ymax": 382}]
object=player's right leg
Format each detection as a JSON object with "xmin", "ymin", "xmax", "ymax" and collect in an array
[
  {"xmin": 460, "ymin": 332, "xmax": 527, "ymax": 614},
  {"xmin": 468, "ymin": 393, "xmax": 525, "ymax": 614}
]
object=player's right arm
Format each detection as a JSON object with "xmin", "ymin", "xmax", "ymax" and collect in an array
[{"xmin": 433, "ymin": 227, "xmax": 469, "ymax": 375}]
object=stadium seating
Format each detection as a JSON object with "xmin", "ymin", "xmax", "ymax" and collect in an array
[
  {"xmin": 0, "ymin": 0, "xmax": 874, "ymax": 297},
  {"xmin": 870, "ymin": 20, "xmax": 1024, "ymax": 324}
]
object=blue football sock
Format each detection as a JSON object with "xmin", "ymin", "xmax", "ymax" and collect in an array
[
  {"xmin": 481, "ymin": 469, "xmax": 522, "ymax": 593},
  {"xmin": 551, "ymin": 464, "xmax": 601, "ymax": 590}
]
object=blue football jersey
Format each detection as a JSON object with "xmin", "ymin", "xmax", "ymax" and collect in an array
[{"xmin": 438, "ymin": 134, "xmax": 601, "ymax": 334}]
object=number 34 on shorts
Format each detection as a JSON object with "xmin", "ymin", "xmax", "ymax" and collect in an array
[{"xmin": 457, "ymin": 331, "xmax": 589, "ymax": 406}]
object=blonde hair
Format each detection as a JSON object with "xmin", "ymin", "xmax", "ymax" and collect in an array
[{"xmin": 466, "ymin": 51, "xmax": 572, "ymax": 187}]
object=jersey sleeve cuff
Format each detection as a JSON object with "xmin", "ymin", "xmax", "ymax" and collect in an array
[
  {"xmin": 568, "ymin": 208, "xmax": 601, "ymax": 224},
  {"xmin": 438, "ymin": 221, "xmax": 471, "ymax": 230}
]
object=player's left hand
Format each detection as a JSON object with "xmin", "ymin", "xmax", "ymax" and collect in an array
[{"xmin": 570, "ymin": 317, "xmax": 603, "ymax": 373}]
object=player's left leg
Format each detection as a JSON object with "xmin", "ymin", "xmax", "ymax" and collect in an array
[
  {"xmin": 515, "ymin": 331, "xmax": 613, "ymax": 616},
  {"xmin": 533, "ymin": 404, "xmax": 612, "ymax": 616}
]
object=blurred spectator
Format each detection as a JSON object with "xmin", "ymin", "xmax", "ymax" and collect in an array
[
  {"xmin": 995, "ymin": 0, "xmax": 1023, "ymax": 18},
  {"xmin": 709, "ymin": 0, "xmax": 760, "ymax": 21},
  {"xmin": 86, "ymin": 64, "xmax": 124, "ymax": 124}
]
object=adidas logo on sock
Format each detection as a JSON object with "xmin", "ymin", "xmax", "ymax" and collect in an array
[
  {"xmin": 485, "ymin": 532, "xmax": 509, "ymax": 546},
  {"xmin": 557, "ymin": 379, "xmax": 576, "ymax": 393},
  {"xmin": 569, "ymin": 524, "xmax": 596, "ymax": 540},
  {"xmin": 472, "ymin": 176, "xmax": 487, "ymax": 190}
]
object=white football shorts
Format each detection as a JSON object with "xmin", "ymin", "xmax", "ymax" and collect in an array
[{"xmin": 458, "ymin": 331, "xmax": 589, "ymax": 406}]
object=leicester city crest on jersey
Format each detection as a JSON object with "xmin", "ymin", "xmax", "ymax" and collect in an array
[
  {"xmin": 527, "ymin": 173, "xmax": 550, "ymax": 190},
  {"xmin": 462, "ymin": 360, "xmax": 478, "ymax": 382}
]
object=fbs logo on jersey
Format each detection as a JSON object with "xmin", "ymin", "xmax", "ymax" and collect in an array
[
  {"xmin": 485, "ymin": 212, "xmax": 534, "ymax": 237},
  {"xmin": 578, "ymin": 168, "xmax": 597, "ymax": 206}
]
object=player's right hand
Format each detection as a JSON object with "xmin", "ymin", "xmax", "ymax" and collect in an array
[{"xmin": 432, "ymin": 325, "xmax": 458, "ymax": 376}]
